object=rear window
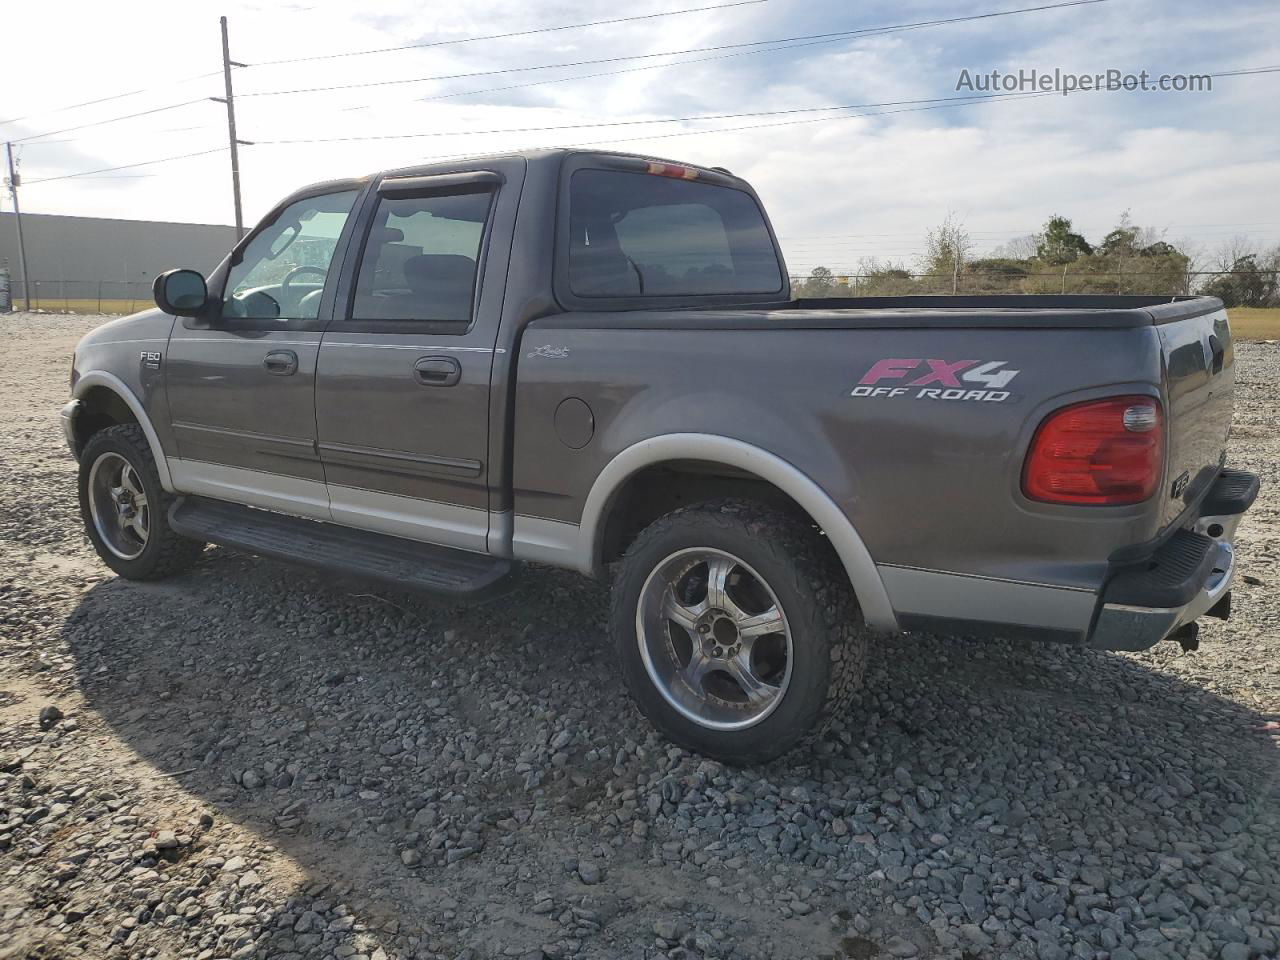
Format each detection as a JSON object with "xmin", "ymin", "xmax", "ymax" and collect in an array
[{"xmin": 567, "ymin": 169, "xmax": 782, "ymax": 298}]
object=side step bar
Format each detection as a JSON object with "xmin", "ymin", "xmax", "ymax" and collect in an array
[{"xmin": 169, "ymin": 496, "xmax": 518, "ymax": 598}]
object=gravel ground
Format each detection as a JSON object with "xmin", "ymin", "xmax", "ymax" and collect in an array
[{"xmin": 1, "ymin": 312, "xmax": 1277, "ymax": 960}]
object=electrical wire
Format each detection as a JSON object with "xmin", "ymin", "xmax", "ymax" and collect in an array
[
  {"xmin": 239, "ymin": 1, "xmax": 1109, "ymax": 99},
  {"xmin": 0, "ymin": 71, "xmax": 224, "ymax": 128},
  {"xmin": 23, "ymin": 148, "xmax": 227, "ymax": 185},
  {"xmin": 13, "ymin": 99, "xmax": 212, "ymax": 146},
  {"xmin": 252, "ymin": 0, "xmax": 770, "ymax": 67}
]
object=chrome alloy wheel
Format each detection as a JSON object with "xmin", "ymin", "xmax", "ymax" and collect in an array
[
  {"xmin": 636, "ymin": 548, "xmax": 793, "ymax": 731},
  {"xmin": 87, "ymin": 452, "xmax": 150, "ymax": 560}
]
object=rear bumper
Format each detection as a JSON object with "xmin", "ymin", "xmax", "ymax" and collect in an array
[{"xmin": 1088, "ymin": 468, "xmax": 1259, "ymax": 651}]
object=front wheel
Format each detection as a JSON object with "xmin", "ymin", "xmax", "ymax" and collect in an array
[
  {"xmin": 78, "ymin": 424, "xmax": 205, "ymax": 580},
  {"xmin": 610, "ymin": 500, "xmax": 867, "ymax": 765}
]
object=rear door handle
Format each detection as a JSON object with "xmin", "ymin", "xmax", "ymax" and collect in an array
[
  {"xmin": 414, "ymin": 356, "xmax": 461, "ymax": 387},
  {"xmin": 263, "ymin": 350, "xmax": 299, "ymax": 376}
]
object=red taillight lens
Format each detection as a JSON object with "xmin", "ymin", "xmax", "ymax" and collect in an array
[{"xmin": 1022, "ymin": 396, "xmax": 1164, "ymax": 505}]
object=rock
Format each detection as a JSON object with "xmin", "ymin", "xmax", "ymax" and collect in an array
[
  {"xmin": 241, "ymin": 770, "xmax": 263, "ymax": 789},
  {"xmin": 578, "ymin": 861, "xmax": 602, "ymax": 885},
  {"xmin": 153, "ymin": 830, "xmax": 179, "ymax": 849},
  {"xmin": 38, "ymin": 705, "xmax": 64, "ymax": 730},
  {"xmin": 884, "ymin": 935, "xmax": 919, "ymax": 957},
  {"xmin": 550, "ymin": 730, "xmax": 573, "ymax": 751},
  {"xmin": 401, "ymin": 849, "xmax": 421, "ymax": 866},
  {"xmin": 1219, "ymin": 946, "xmax": 1249, "ymax": 960},
  {"xmin": 653, "ymin": 919, "xmax": 686, "ymax": 941}
]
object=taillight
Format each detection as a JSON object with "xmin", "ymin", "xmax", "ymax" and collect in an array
[{"xmin": 1022, "ymin": 396, "xmax": 1164, "ymax": 505}]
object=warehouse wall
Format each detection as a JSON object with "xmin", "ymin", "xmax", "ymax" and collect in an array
[{"xmin": 0, "ymin": 211, "xmax": 237, "ymax": 310}]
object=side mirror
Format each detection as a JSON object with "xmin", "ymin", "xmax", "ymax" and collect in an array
[{"xmin": 153, "ymin": 269, "xmax": 208, "ymax": 316}]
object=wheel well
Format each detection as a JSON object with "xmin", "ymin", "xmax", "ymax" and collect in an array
[
  {"xmin": 598, "ymin": 460, "xmax": 820, "ymax": 565},
  {"xmin": 73, "ymin": 386, "xmax": 139, "ymax": 454}
]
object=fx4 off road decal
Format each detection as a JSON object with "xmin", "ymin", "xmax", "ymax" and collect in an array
[{"xmin": 851, "ymin": 358, "xmax": 1020, "ymax": 402}]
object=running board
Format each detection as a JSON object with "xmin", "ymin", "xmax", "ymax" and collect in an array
[{"xmin": 169, "ymin": 496, "xmax": 518, "ymax": 598}]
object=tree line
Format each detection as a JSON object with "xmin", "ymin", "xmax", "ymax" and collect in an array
[{"xmin": 793, "ymin": 213, "xmax": 1280, "ymax": 306}]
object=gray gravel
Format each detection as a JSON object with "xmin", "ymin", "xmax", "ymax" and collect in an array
[{"xmin": 1, "ymin": 313, "xmax": 1277, "ymax": 960}]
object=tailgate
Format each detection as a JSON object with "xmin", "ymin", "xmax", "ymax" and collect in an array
[{"xmin": 1155, "ymin": 301, "xmax": 1234, "ymax": 529}]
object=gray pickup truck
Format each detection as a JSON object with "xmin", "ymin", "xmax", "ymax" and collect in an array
[{"xmin": 62, "ymin": 148, "xmax": 1257, "ymax": 763}]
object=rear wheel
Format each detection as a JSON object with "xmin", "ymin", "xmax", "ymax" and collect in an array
[
  {"xmin": 611, "ymin": 500, "xmax": 867, "ymax": 765},
  {"xmin": 78, "ymin": 424, "xmax": 205, "ymax": 580}
]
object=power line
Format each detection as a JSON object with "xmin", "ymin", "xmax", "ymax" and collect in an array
[
  {"xmin": 23, "ymin": 147, "xmax": 227, "ymax": 186},
  {"xmin": 253, "ymin": 0, "xmax": 770, "ymax": 67},
  {"xmin": 14, "ymin": 99, "xmax": 212, "ymax": 145},
  {"xmin": 239, "ymin": 1, "xmax": 1109, "ymax": 99},
  {"xmin": 253, "ymin": 92, "xmax": 1055, "ymax": 145},
  {"xmin": 0, "ymin": 3, "xmax": 770, "ymax": 127},
  {"xmin": 0, "ymin": 70, "xmax": 225, "ymax": 128}
]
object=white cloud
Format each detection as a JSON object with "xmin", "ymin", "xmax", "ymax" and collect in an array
[{"xmin": 4, "ymin": 0, "xmax": 1277, "ymax": 270}]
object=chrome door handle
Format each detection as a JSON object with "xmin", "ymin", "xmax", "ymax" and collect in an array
[
  {"xmin": 263, "ymin": 350, "xmax": 299, "ymax": 376},
  {"xmin": 414, "ymin": 356, "xmax": 461, "ymax": 387}
]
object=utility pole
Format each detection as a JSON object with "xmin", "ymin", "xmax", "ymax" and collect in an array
[
  {"xmin": 212, "ymin": 16, "xmax": 249, "ymax": 238},
  {"xmin": 4, "ymin": 142, "xmax": 31, "ymax": 311}
]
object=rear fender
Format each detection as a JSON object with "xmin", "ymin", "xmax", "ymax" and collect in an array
[{"xmin": 583, "ymin": 434, "xmax": 899, "ymax": 633}]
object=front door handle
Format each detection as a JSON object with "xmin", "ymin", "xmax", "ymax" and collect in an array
[
  {"xmin": 414, "ymin": 356, "xmax": 461, "ymax": 387},
  {"xmin": 263, "ymin": 350, "xmax": 299, "ymax": 376}
]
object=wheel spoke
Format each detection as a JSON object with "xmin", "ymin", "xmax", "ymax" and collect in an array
[
  {"xmin": 680, "ymin": 649, "xmax": 715, "ymax": 693},
  {"xmin": 661, "ymin": 587, "xmax": 703, "ymax": 634},
  {"xmin": 704, "ymin": 556, "xmax": 746, "ymax": 619},
  {"xmin": 736, "ymin": 604, "xmax": 784, "ymax": 639},
  {"xmin": 120, "ymin": 466, "xmax": 143, "ymax": 498},
  {"xmin": 726, "ymin": 653, "xmax": 774, "ymax": 706},
  {"xmin": 127, "ymin": 511, "xmax": 149, "ymax": 542}
]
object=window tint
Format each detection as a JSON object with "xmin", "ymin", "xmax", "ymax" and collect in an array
[
  {"xmin": 568, "ymin": 170, "xmax": 782, "ymax": 298},
  {"xmin": 223, "ymin": 190, "xmax": 358, "ymax": 321},
  {"xmin": 351, "ymin": 191, "xmax": 492, "ymax": 324}
]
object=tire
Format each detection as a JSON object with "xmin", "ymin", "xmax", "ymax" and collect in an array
[
  {"xmin": 610, "ymin": 499, "xmax": 867, "ymax": 765},
  {"xmin": 78, "ymin": 423, "xmax": 205, "ymax": 580}
]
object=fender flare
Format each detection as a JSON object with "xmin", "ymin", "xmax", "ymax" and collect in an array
[
  {"xmin": 72, "ymin": 372, "xmax": 175, "ymax": 492},
  {"xmin": 582, "ymin": 434, "xmax": 899, "ymax": 633}
]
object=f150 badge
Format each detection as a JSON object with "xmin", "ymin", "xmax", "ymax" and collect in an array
[
  {"xmin": 851, "ymin": 358, "xmax": 1019, "ymax": 402},
  {"xmin": 139, "ymin": 351, "xmax": 162, "ymax": 370}
]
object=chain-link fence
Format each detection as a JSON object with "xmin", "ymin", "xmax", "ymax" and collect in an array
[
  {"xmin": 3, "ymin": 270, "xmax": 1279, "ymax": 314},
  {"xmin": 1, "ymin": 279, "xmax": 156, "ymax": 314},
  {"xmin": 789, "ymin": 269, "xmax": 1280, "ymax": 300}
]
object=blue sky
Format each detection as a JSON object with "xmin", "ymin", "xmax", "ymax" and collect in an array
[{"xmin": 4, "ymin": 0, "xmax": 1278, "ymax": 272}]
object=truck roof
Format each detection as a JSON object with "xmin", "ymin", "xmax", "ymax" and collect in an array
[{"xmin": 277, "ymin": 149, "xmax": 744, "ymax": 207}]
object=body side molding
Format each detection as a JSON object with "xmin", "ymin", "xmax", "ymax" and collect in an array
[
  {"xmin": 73, "ymin": 371, "xmax": 175, "ymax": 492},
  {"xmin": 579, "ymin": 434, "xmax": 900, "ymax": 633}
]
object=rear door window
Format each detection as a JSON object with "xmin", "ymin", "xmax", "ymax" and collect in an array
[
  {"xmin": 567, "ymin": 169, "xmax": 782, "ymax": 298},
  {"xmin": 350, "ymin": 190, "xmax": 492, "ymax": 325}
]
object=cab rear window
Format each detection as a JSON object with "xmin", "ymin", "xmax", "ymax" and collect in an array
[{"xmin": 567, "ymin": 169, "xmax": 782, "ymax": 298}]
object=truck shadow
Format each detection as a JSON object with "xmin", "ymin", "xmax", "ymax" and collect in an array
[{"xmin": 59, "ymin": 549, "xmax": 1279, "ymax": 959}]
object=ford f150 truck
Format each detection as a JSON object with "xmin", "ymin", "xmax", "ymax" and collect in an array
[{"xmin": 62, "ymin": 149, "xmax": 1258, "ymax": 763}]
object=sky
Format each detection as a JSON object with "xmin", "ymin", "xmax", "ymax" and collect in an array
[{"xmin": 3, "ymin": 0, "xmax": 1279, "ymax": 275}]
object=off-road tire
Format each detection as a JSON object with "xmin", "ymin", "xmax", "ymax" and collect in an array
[
  {"xmin": 610, "ymin": 499, "xmax": 867, "ymax": 765},
  {"xmin": 78, "ymin": 424, "xmax": 205, "ymax": 580}
]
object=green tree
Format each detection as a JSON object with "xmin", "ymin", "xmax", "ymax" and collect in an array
[
  {"xmin": 797, "ymin": 265, "xmax": 837, "ymax": 298},
  {"xmin": 1035, "ymin": 215, "xmax": 1093, "ymax": 264},
  {"xmin": 1202, "ymin": 254, "xmax": 1278, "ymax": 307},
  {"xmin": 921, "ymin": 213, "xmax": 972, "ymax": 278}
]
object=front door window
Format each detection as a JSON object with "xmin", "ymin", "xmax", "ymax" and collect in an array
[{"xmin": 223, "ymin": 190, "xmax": 359, "ymax": 321}]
